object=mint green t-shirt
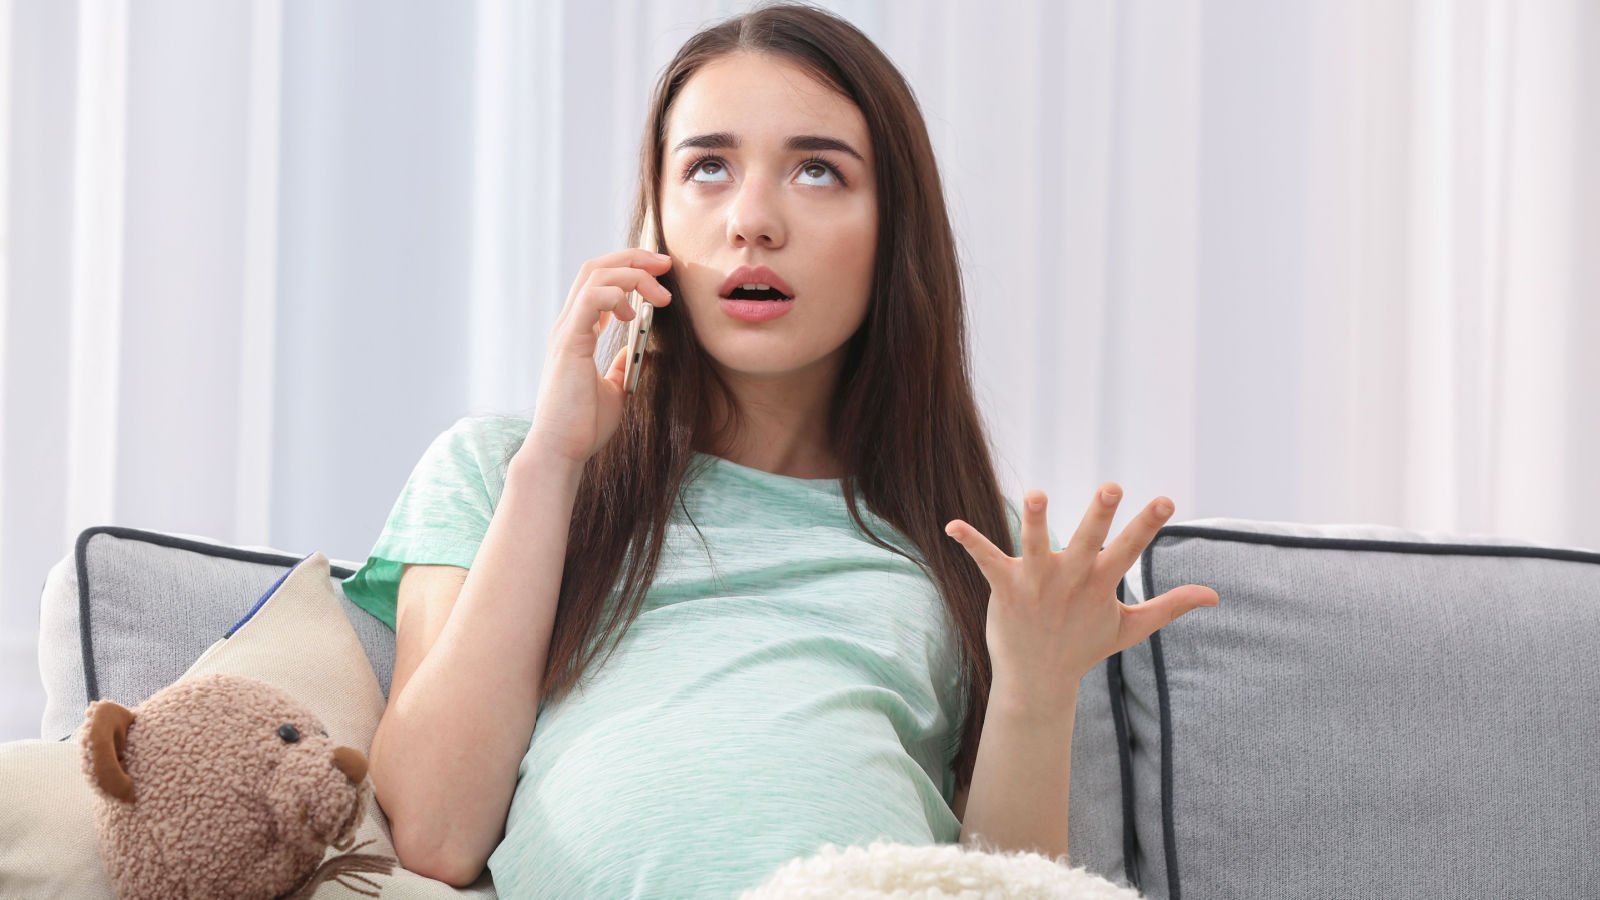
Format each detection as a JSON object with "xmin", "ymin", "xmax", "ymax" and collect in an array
[{"xmin": 342, "ymin": 415, "xmax": 1051, "ymax": 898}]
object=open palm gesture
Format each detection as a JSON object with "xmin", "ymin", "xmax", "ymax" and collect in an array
[{"xmin": 945, "ymin": 484, "xmax": 1220, "ymax": 710}]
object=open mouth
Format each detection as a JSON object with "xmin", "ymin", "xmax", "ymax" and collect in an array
[{"xmin": 722, "ymin": 286, "xmax": 793, "ymax": 302}]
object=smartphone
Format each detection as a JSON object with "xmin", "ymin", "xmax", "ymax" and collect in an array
[{"xmin": 624, "ymin": 204, "xmax": 658, "ymax": 395}]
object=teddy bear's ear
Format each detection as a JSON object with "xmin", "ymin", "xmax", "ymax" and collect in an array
[{"xmin": 81, "ymin": 700, "xmax": 137, "ymax": 803}]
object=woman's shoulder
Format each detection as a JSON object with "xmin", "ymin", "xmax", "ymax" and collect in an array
[
  {"xmin": 433, "ymin": 412, "xmax": 533, "ymax": 459},
  {"xmin": 410, "ymin": 413, "xmax": 535, "ymax": 498},
  {"xmin": 447, "ymin": 411, "xmax": 534, "ymax": 445}
]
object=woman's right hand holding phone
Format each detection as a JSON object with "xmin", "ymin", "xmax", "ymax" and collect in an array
[{"xmin": 523, "ymin": 248, "xmax": 674, "ymax": 468}]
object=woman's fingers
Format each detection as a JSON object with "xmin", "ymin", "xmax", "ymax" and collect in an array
[
  {"xmin": 601, "ymin": 344, "xmax": 630, "ymax": 390},
  {"xmin": 1064, "ymin": 483, "xmax": 1121, "ymax": 568},
  {"xmin": 555, "ymin": 284, "xmax": 628, "ymax": 353},
  {"xmin": 592, "ymin": 298, "xmax": 630, "ymax": 339},
  {"xmin": 945, "ymin": 519, "xmax": 1007, "ymax": 579},
  {"xmin": 560, "ymin": 268, "xmax": 672, "ymax": 350},
  {"xmin": 954, "ymin": 484, "xmax": 1182, "ymax": 587},
  {"xmin": 1097, "ymin": 496, "xmax": 1175, "ymax": 582},
  {"xmin": 590, "ymin": 265, "xmax": 674, "ymax": 305},
  {"xmin": 1020, "ymin": 490, "xmax": 1052, "ymax": 560},
  {"xmin": 556, "ymin": 250, "xmax": 671, "ymax": 334},
  {"xmin": 567, "ymin": 249, "xmax": 672, "ymax": 299},
  {"xmin": 1117, "ymin": 583, "xmax": 1219, "ymax": 650},
  {"xmin": 588, "ymin": 267, "xmax": 671, "ymax": 340}
]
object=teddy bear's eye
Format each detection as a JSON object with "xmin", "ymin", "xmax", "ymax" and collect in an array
[{"xmin": 277, "ymin": 723, "xmax": 301, "ymax": 743}]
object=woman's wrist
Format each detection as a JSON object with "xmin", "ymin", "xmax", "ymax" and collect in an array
[
  {"xmin": 988, "ymin": 670, "xmax": 1081, "ymax": 725},
  {"xmin": 509, "ymin": 440, "xmax": 588, "ymax": 492}
]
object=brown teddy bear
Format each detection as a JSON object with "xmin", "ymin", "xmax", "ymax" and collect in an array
[{"xmin": 80, "ymin": 672, "xmax": 396, "ymax": 899}]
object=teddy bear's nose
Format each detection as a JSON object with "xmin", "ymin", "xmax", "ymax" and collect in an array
[{"xmin": 332, "ymin": 746, "xmax": 367, "ymax": 785}]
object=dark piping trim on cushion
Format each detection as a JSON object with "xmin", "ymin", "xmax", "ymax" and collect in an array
[
  {"xmin": 73, "ymin": 526, "xmax": 357, "ymax": 707},
  {"xmin": 1108, "ymin": 576, "xmax": 1141, "ymax": 891},
  {"xmin": 1153, "ymin": 524, "xmax": 1600, "ymax": 564},
  {"xmin": 1141, "ymin": 543, "xmax": 1182, "ymax": 900}
]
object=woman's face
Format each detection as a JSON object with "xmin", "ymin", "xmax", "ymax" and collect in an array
[{"xmin": 659, "ymin": 52, "xmax": 877, "ymax": 384}]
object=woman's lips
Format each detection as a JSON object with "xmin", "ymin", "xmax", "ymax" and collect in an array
[{"xmin": 719, "ymin": 297, "xmax": 795, "ymax": 322}]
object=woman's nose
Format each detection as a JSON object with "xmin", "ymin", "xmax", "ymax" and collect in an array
[{"xmin": 726, "ymin": 180, "xmax": 784, "ymax": 248}]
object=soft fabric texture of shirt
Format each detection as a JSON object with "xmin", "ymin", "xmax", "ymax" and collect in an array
[
  {"xmin": 342, "ymin": 415, "xmax": 1050, "ymax": 898},
  {"xmin": 342, "ymin": 415, "xmax": 533, "ymax": 629}
]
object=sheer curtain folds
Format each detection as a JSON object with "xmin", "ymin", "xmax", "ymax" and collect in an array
[{"xmin": 1, "ymin": 0, "xmax": 1594, "ymax": 743}]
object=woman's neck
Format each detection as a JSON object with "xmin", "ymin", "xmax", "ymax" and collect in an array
[{"xmin": 700, "ymin": 369, "xmax": 845, "ymax": 479}]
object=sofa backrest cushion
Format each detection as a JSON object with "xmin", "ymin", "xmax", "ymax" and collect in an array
[
  {"xmin": 1066, "ymin": 517, "xmax": 1600, "ymax": 899},
  {"xmin": 38, "ymin": 526, "xmax": 390, "ymax": 742}
]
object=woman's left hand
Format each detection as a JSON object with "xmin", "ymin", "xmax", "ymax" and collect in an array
[{"xmin": 945, "ymin": 484, "xmax": 1221, "ymax": 711}]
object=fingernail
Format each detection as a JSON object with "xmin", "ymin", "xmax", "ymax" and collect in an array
[
  {"xmin": 1156, "ymin": 500, "xmax": 1174, "ymax": 516},
  {"xmin": 1101, "ymin": 489, "xmax": 1120, "ymax": 506},
  {"xmin": 1028, "ymin": 497, "xmax": 1043, "ymax": 511}
]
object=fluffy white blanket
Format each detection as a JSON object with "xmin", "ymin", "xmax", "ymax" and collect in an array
[{"xmin": 741, "ymin": 841, "xmax": 1145, "ymax": 899}]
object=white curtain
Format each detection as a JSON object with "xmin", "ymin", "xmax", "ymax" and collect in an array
[{"xmin": 2, "ymin": 0, "xmax": 1595, "ymax": 741}]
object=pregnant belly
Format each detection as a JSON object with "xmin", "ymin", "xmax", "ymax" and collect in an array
[{"xmin": 487, "ymin": 704, "xmax": 953, "ymax": 898}]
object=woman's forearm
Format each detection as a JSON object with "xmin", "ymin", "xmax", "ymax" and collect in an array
[
  {"xmin": 368, "ymin": 449, "xmax": 583, "ymax": 884},
  {"xmin": 958, "ymin": 679, "xmax": 1078, "ymax": 862}
]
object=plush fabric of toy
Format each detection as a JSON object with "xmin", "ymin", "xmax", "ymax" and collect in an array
[
  {"xmin": 742, "ymin": 839, "xmax": 1145, "ymax": 899},
  {"xmin": 79, "ymin": 671, "xmax": 397, "ymax": 899}
]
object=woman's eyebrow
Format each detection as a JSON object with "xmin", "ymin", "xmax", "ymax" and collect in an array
[{"xmin": 672, "ymin": 131, "xmax": 864, "ymax": 164}]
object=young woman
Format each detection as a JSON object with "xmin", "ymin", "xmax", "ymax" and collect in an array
[{"xmin": 342, "ymin": 3, "xmax": 1219, "ymax": 896}]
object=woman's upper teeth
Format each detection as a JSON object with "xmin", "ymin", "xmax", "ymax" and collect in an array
[{"xmin": 740, "ymin": 283, "xmax": 774, "ymax": 291}]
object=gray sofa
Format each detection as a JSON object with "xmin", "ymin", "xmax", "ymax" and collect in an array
[{"xmin": 28, "ymin": 518, "xmax": 1600, "ymax": 898}]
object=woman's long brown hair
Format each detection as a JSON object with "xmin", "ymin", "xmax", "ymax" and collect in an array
[{"xmin": 510, "ymin": 1, "xmax": 1018, "ymax": 797}]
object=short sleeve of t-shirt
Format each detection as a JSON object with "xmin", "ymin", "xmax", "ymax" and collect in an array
[{"xmin": 340, "ymin": 415, "xmax": 534, "ymax": 631}]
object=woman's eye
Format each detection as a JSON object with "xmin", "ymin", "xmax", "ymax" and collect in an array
[
  {"xmin": 685, "ymin": 157, "xmax": 843, "ymax": 187},
  {"xmin": 687, "ymin": 158, "xmax": 730, "ymax": 183},
  {"xmin": 797, "ymin": 161, "xmax": 841, "ymax": 186}
]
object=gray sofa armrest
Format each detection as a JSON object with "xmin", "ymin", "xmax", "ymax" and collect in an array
[{"xmin": 37, "ymin": 526, "xmax": 392, "ymax": 741}]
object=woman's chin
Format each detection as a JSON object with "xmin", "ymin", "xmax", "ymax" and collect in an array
[
  {"xmin": 695, "ymin": 332, "xmax": 847, "ymax": 382},
  {"xmin": 708, "ymin": 357, "xmax": 803, "ymax": 380}
]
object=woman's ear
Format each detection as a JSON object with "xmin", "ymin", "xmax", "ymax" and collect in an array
[{"xmin": 82, "ymin": 699, "xmax": 137, "ymax": 803}]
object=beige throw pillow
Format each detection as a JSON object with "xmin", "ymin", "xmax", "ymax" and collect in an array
[{"xmin": 0, "ymin": 737, "xmax": 106, "ymax": 898}]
